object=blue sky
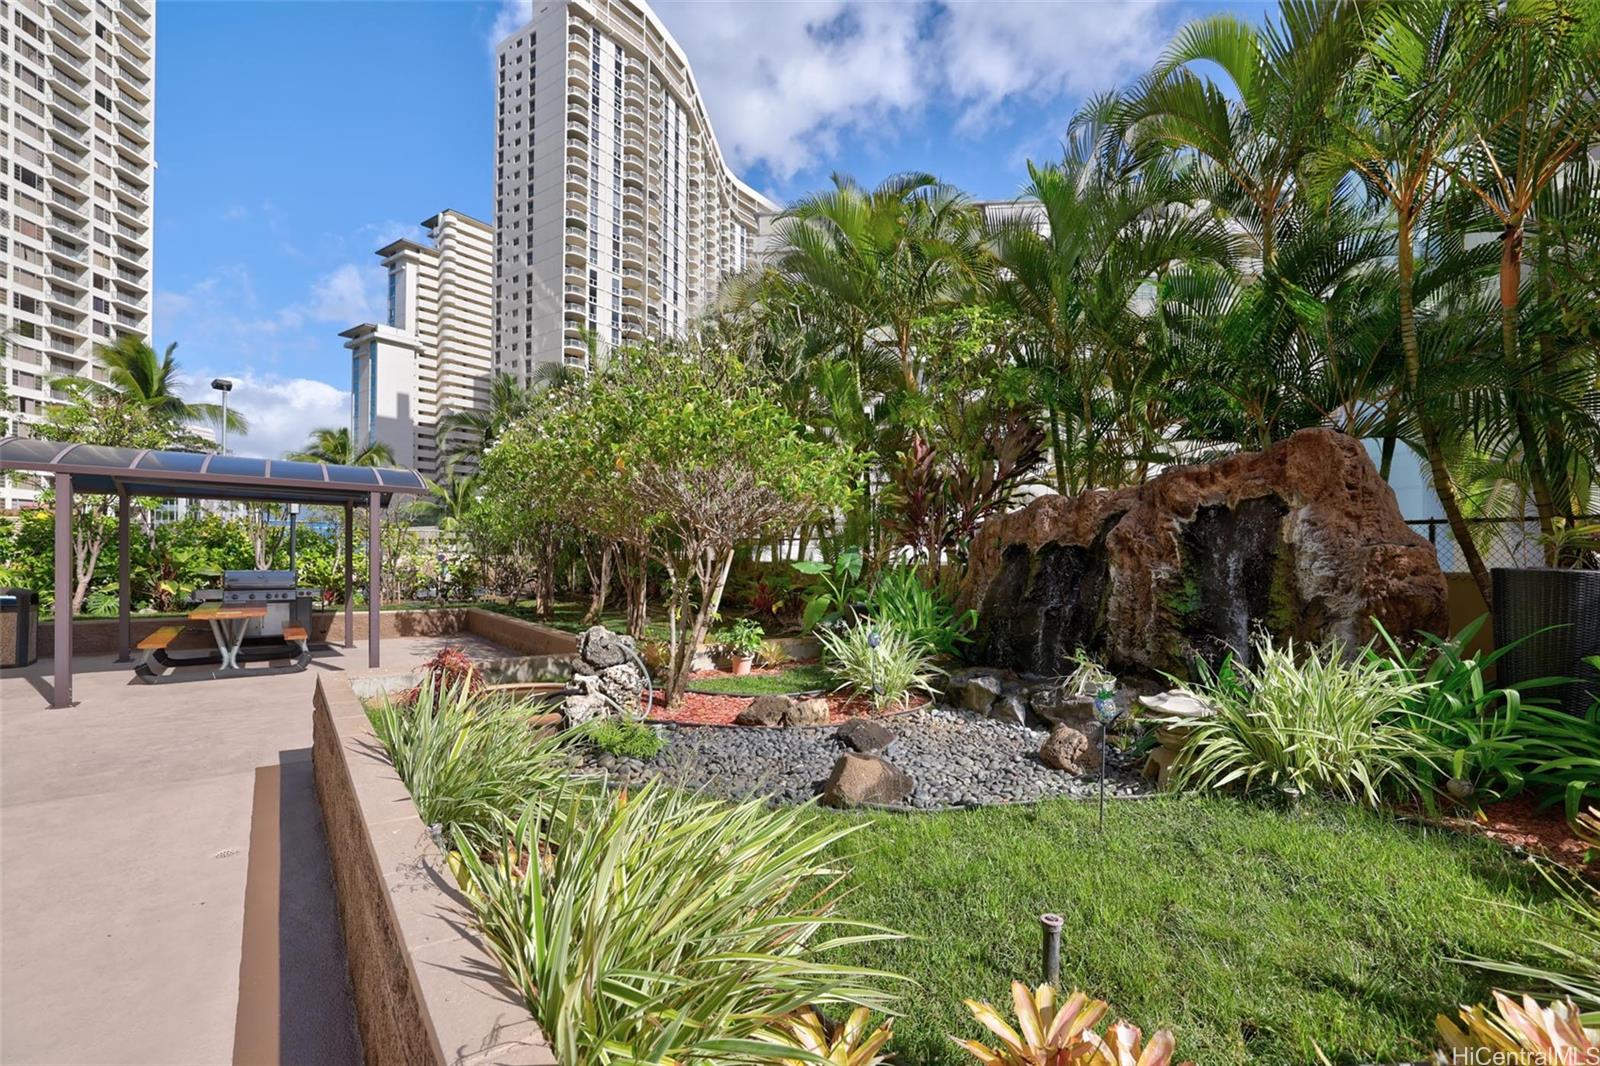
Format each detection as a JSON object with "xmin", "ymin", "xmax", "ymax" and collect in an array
[{"xmin": 157, "ymin": 0, "xmax": 1252, "ymax": 457}]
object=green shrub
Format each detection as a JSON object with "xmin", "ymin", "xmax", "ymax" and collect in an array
[
  {"xmin": 817, "ymin": 620, "xmax": 943, "ymax": 711},
  {"xmin": 585, "ymin": 716, "xmax": 665, "ymax": 760},
  {"xmin": 1165, "ymin": 637, "xmax": 1435, "ymax": 807},
  {"xmin": 453, "ymin": 783, "xmax": 905, "ymax": 1063},
  {"xmin": 867, "ymin": 564, "xmax": 976, "ymax": 658},
  {"xmin": 366, "ymin": 673, "xmax": 579, "ymax": 849},
  {"xmin": 1371, "ymin": 620, "xmax": 1599, "ymax": 821}
]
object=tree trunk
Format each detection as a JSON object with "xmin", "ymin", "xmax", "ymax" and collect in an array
[
  {"xmin": 580, "ymin": 542, "xmax": 612, "ymax": 624},
  {"xmin": 1399, "ymin": 216, "xmax": 1494, "ymax": 607},
  {"xmin": 617, "ymin": 544, "xmax": 648, "ymax": 639},
  {"xmin": 1499, "ymin": 225, "xmax": 1557, "ymax": 562},
  {"xmin": 664, "ymin": 546, "xmax": 735, "ymax": 708},
  {"xmin": 1048, "ymin": 403, "xmax": 1068, "ymax": 495}
]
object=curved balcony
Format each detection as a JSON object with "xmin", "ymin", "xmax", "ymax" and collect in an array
[
  {"xmin": 564, "ymin": 241, "xmax": 587, "ymax": 268},
  {"xmin": 567, "ymin": 62, "xmax": 588, "ymax": 89},
  {"xmin": 619, "ymin": 267, "xmax": 645, "ymax": 290},
  {"xmin": 566, "ymin": 139, "xmax": 591, "ymax": 164}
]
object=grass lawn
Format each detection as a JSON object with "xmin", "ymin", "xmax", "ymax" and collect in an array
[
  {"xmin": 687, "ymin": 663, "xmax": 833, "ymax": 695},
  {"xmin": 824, "ymin": 795, "xmax": 1583, "ymax": 1066}
]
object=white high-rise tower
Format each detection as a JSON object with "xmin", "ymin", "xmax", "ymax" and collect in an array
[
  {"xmin": 1, "ymin": 0, "xmax": 156, "ymax": 508},
  {"xmin": 492, "ymin": 0, "xmax": 776, "ymax": 379},
  {"xmin": 342, "ymin": 210, "xmax": 494, "ymax": 479}
]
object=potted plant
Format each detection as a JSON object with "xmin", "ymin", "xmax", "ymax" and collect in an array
[
  {"xmin": 719, "ymin": 618, "xmax": 765, "ymax": 676},
  {"xmin": 1493, "ymin": 520, "xmax": 1600, "ymax": 714}
]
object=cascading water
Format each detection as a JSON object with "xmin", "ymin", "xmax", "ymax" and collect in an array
[
  {"xmin": 1176, "ymin": 496, "xmax": 1290, "ymax": 670},
  {"xmin": 976, "ymin": 519, "xmax": 1116, "ymax": 674}
]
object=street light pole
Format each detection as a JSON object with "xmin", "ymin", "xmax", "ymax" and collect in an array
[{"xmin": 211, "ymin": 378, "xmax": 234, "ymax": 454}]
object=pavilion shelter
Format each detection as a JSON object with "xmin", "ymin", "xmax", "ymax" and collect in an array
[{"xmin": 0, "ymin": 437, "xmax": 428, "ymax": 707}]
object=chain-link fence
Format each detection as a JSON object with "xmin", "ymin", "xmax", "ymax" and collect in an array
[{"xmin": 1406, "ymin": 515, "xmax": 1598, "ymax": 573}]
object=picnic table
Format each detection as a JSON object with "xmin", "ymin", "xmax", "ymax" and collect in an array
[{"xmin": 133, "ymin": 603, "xmax": 311, "ymax": 683}]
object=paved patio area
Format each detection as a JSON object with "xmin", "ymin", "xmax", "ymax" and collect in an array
[{"xmin": 0, "ymin": 634, "xmax": 512, "ymax": 1066}]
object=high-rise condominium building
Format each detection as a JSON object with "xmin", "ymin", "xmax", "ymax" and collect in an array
[
  {"xmin": 1, "ymin": 0, "xmax": 156, "ymax": 508},
  {"xmin": 493, "ymin": 0, "xmax": 777, "ymax": 378},
  {"xmin": 342, "ymin": 210, "xmax": 493, "ymax": 479}
]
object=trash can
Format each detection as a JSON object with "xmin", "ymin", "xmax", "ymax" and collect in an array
[{"xmin": 1, "ymin": 588, "xmax": 40, "ymax": 668}]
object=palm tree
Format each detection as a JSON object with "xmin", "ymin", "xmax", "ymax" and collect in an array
[
  {"xmin": 771, "ymin": 172, "xmax": 992, "ymax": 393},
  {"xmin": 1306, "ymin": 0, "xmax": 1507, "ymax": 602},
  {"xmin": 992, "ymin": 106, "xmax": 1232, "ymax": 492},
  {"xmin": 59, "ymin": 335, "xmax": 248, "ymax": 436},
  {"xmin": 287, "ymin": 427, "xmax": 395, "ymax": 467},
  {"xmin": 1118, "ymin": 1, "xmax": 1368, "ymax": 269},
  {"xmin": 419, "ymin": 471, "xmax": 479, "ymax": 529},
  {"xmin": 1435, "ymin": 0, "xmax": 1600, "ymax": 548}
]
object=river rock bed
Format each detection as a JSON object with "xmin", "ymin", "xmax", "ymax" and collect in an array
[{"xmin": 580, "ymin": 706, "xmax": 1151, "ymax": 809}]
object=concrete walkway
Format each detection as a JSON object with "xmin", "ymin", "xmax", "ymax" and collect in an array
[{"xmin": 0, "ymin": 635, "xmax": 509, "ymax": 1065}]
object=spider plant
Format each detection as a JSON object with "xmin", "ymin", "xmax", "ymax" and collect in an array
[
  {"xmin": 817, "ymin": 620, "xmax": 944, "ymax": 711},
  {"xmin": 451, "ymin": 782, "xmax": 906, "ymax": 1064},
  {"xmin": 366, "ymin": 672, "xmax": 581, "ymax": 850},
  {"xmin": 1165, "ymin": 636, "xmax": 1436, "ymax": 807}
]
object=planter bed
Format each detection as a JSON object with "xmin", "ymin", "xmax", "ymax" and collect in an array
[
  {"xmin": 588, "ymin": 705, "xmax": 1148, "ymax": 809},
  {"xmin": 312, "ymin": 674, "xmax": 554, "ymax": 1066}
]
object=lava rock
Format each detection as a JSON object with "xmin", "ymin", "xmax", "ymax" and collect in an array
[
  {"xmin": 835, "ymin": 718, "xmax": 894, "ymax": 753},
  {"xmin": 735, "ymin": 694, "xmax": 795, "ymax": 727},
  {"xmin": 820, "ymin": 753, "xmax": 914, "ymax": 808},
  {"xmin": 597, "ymin": 662, "xmax": 647, "ymax": 715},
  {"xmin": 1030, "ymin": 687, "xmax": 1097, "ymax": 727},
  {"xmin": 1039, "ymin": 723, "xmax": 1094, "ymax": 773},
  {"xmin": 987, "ymin": 694, "xmax": 1030, "ymax": 727},
  {"xmin": 578, "ymin": 625, "xmax": 635, "ymax": 670},
  {"xmin": 958, "ymin": 427, "xmax": 1448, "ymax": 675},
  {"xmin": 959, "ymin": 674, "xmax": 1004, "ymax": 713},
  {"xmin": 563, "ymin": 693, "xmax": 612, "ymax": 728},
  {"xmin": 789, "ymin": 697, "xmax": 830, "ymax": 727}
]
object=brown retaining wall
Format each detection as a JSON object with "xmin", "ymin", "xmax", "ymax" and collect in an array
[
  {"xmin": 312, "ymin": 674, "xmax": 554, "ymax": 1066},
  {"xmin": 35, "ymin": 606, "xmax": 576, "ymax": 660}
]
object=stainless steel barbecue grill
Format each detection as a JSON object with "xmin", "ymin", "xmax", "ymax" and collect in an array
[{"xmin": 193, "ymin": 570, "xmax": 315, "ymax": 638}]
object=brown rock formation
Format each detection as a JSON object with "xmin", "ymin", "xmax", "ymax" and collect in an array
[{"xmin": 958, "ymin": 428, "xmax": 1447, "ymax": 677}]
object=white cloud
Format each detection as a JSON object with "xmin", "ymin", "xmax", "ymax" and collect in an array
[
  {"xmin": 176, "ymin": 371, "xmax": 350, "ymax": 461},
  {"xmin": 490, "ymin": 0, "xmax": 532, "ymax": 49},
  {"xmin": 644, "ymin": 1, "xmax": 1177, "ymax": 181},
  {"xmin": 306, "ymin": 263, "xmax": 382, "ymax": 323}
]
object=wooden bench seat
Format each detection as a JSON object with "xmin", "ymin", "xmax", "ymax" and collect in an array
[
  {"xmin": 281, "ymin": 626, "xmax": 308, "ymax": 644},
  {"xmin": 189, "ymin": 603, "xmax": 221, "ymax": 618},
  {"xmin": 137, "ymin": 625, "xmax": 186, "ymax": 652}
]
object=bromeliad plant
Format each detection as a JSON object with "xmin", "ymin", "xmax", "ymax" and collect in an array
[
  {"xmin": 451, "ymin": 782, "xmax": 906, "ymax": 1064},
  {"xmin": 953, "ymin": 982, "xmax": 1189, "ymax": 1066},
  {"xmin": 1435, "ymin": 992, "xmax": 1599, "ymax": 1063},
  {"xmin": 770, "ymin": 1006, "xmax": 895, "ymax": 1066},
  {"xmin": 817, "ymin": 620, "xmax": 944, "ymax": 711},
  {"xmin": 1467, "ymin": 807, "xmax": 1600, "ymax": 1026},
  {"xmin": 1164, "ymin": 636, "xmax": 1435, "ymax": 808}
]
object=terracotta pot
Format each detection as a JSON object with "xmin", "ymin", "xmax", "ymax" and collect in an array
[{"xmin": 730, "ymin": 654, "xmax": 754, "ymax": 676}]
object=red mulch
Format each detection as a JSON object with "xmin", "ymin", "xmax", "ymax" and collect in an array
[
  {"xmin": 644, "ymin": 677, "xmax": 927, "ymax": 727},
  {"xmin": 1427, "ymin": 794, "xmax": 1597, "ymax": 873}
]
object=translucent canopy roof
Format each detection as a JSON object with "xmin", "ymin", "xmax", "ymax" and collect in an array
[{"xmin": 0, "ymin": 437, "xmax": 427, "ymax": 506}]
